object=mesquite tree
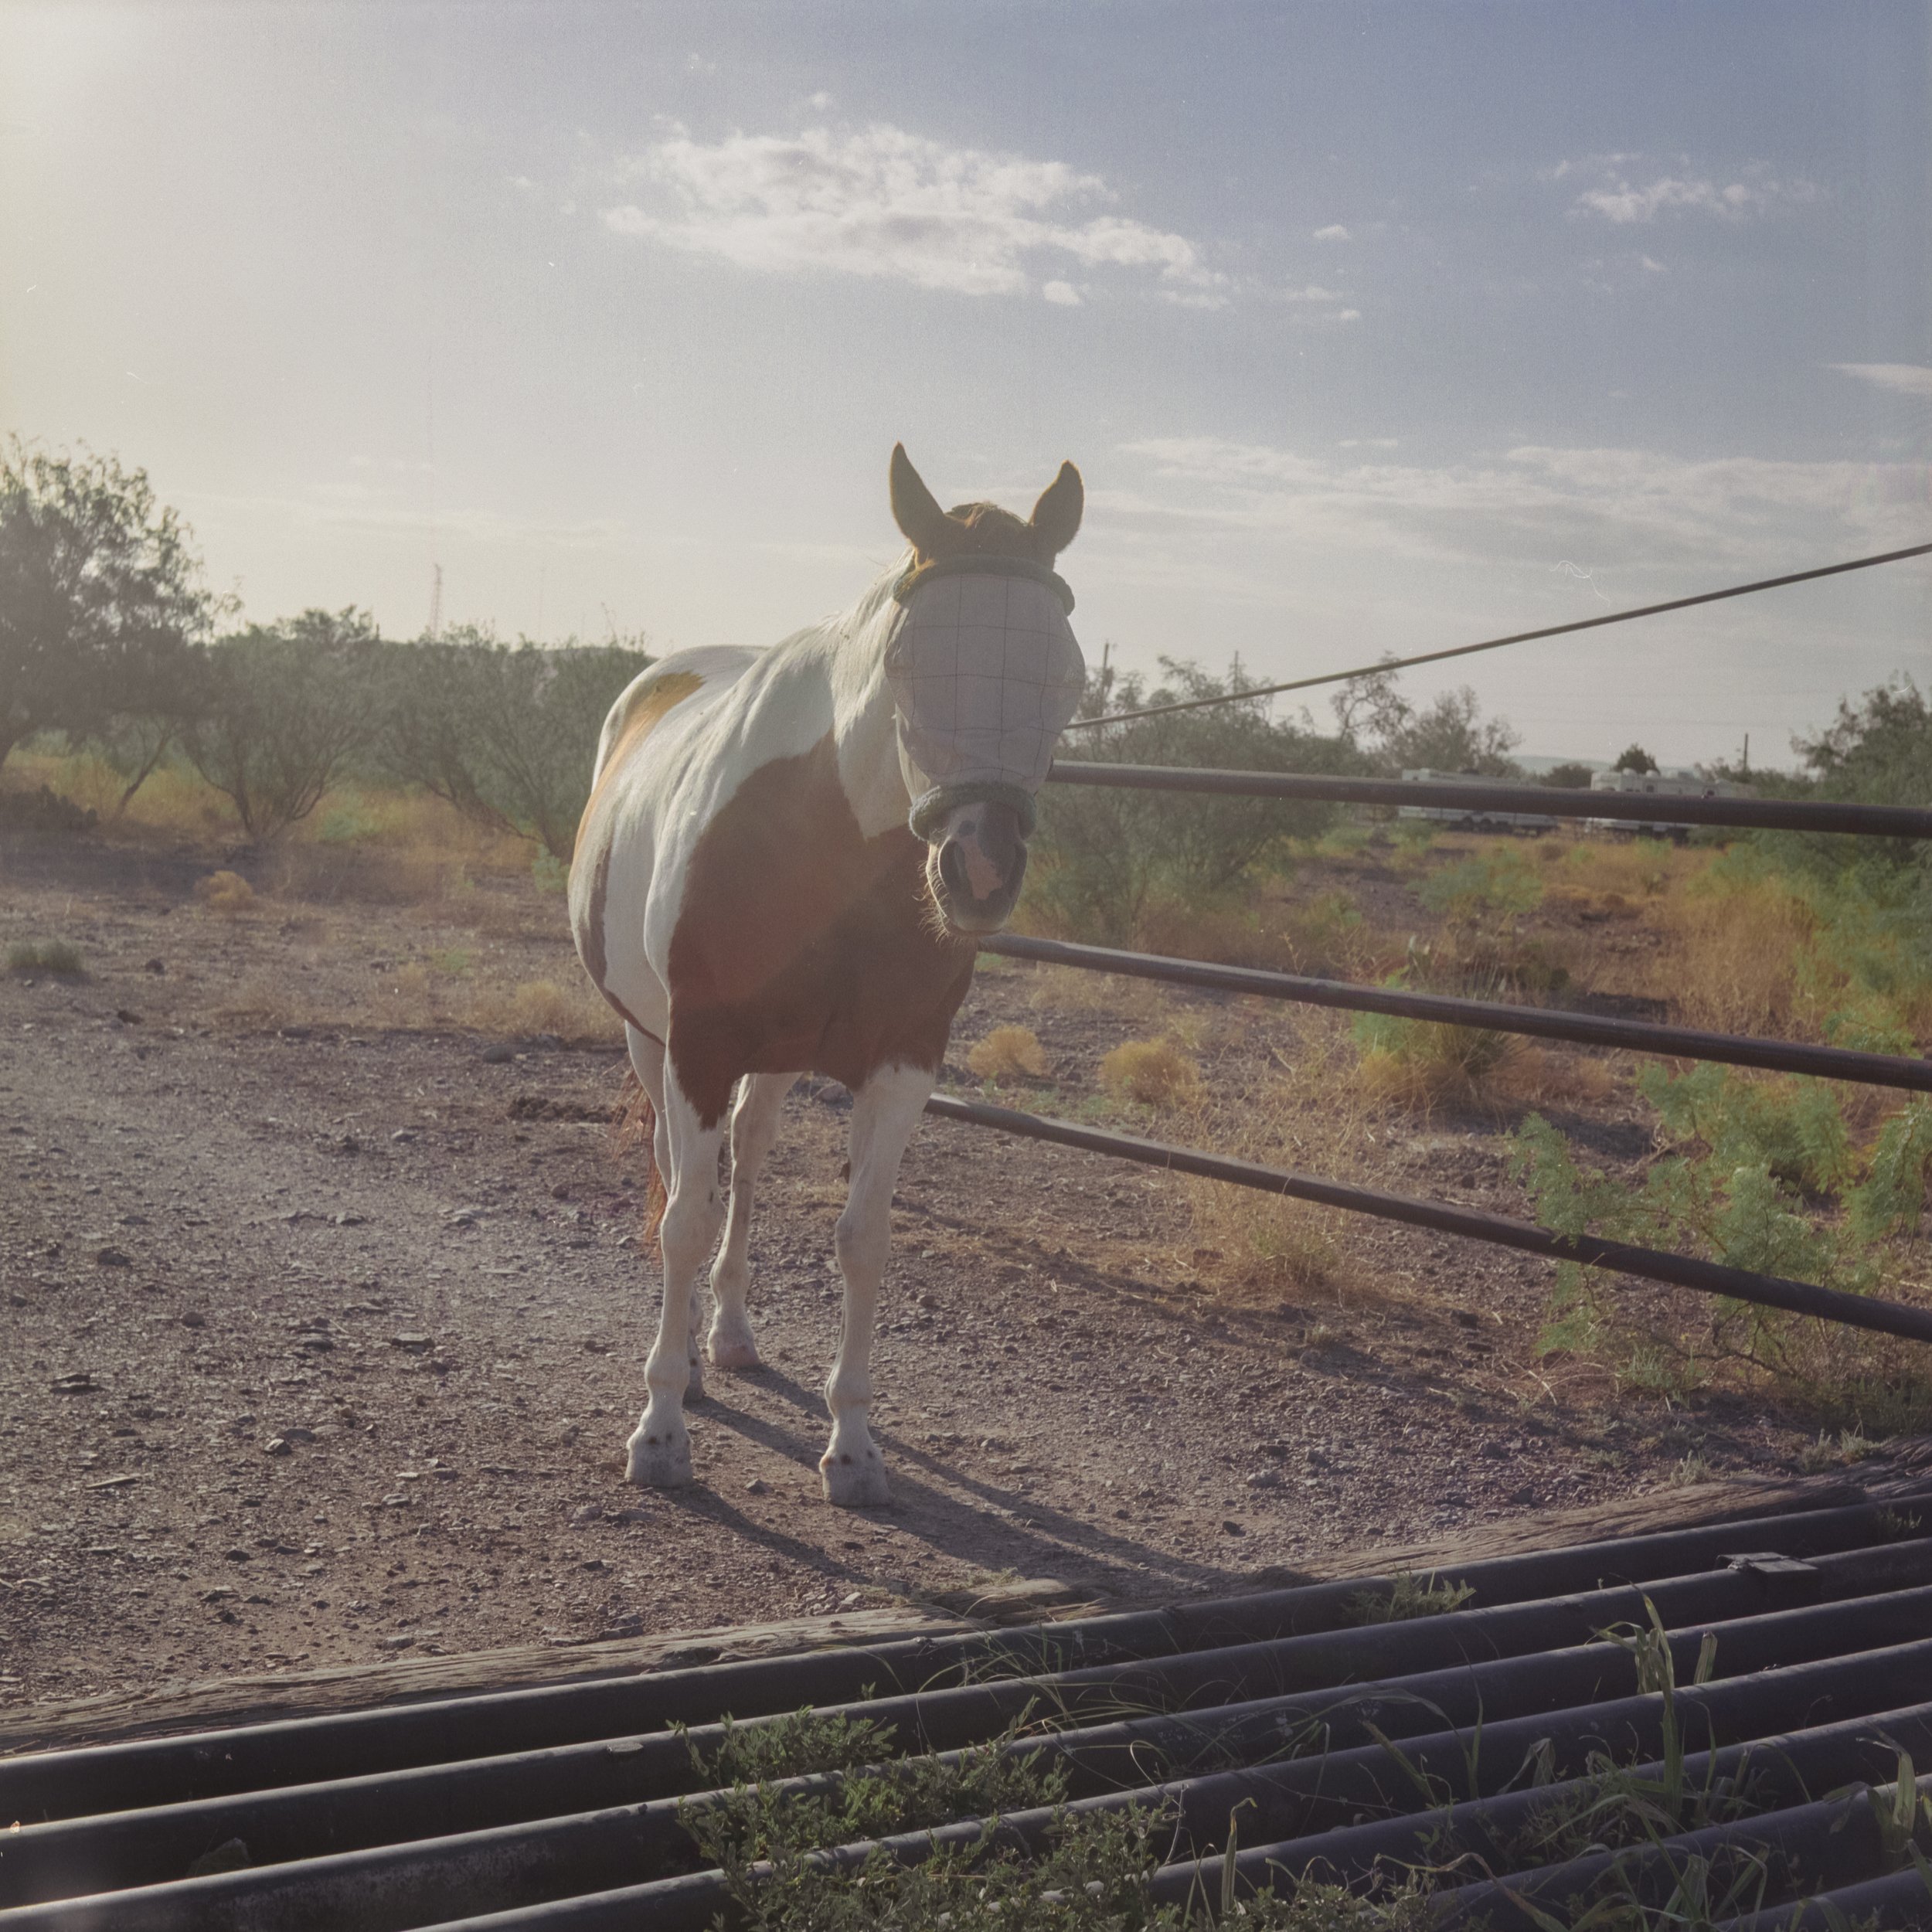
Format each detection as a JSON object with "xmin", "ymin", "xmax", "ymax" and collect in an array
[{"xmin": 0, "ymin": 439, "xmax": 215, "ymax": 773}]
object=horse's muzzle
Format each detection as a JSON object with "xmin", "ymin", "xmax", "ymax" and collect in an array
[{"xmin": 927, "ymin": 798, "xmax": 1029, "ymax": 935}]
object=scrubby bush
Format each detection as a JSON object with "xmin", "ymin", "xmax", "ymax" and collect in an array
[
  {"xmin": 1511, "ymin": 1071, "xmax": 1932, "ymax": 1406},
  {"xmin": 374, "ymin": 631, "xmax": 651, "ymax": 859},
  {"xmin": 1028, "ymin": 659, "xmax": 1366, "ymax": 944},
  {"xmin": 965, "ymin": 1026, "xmax": 1049, "ymax": 1083},
  {"xmin": 1, "ymin": 438, "xmax": 216, "ymax": 774},
  {"xmin": 180, "ymin": 610, "xmax": 381, "ymax": 839},
  {"xmin": 1099, "ymin": 1037, "xmax": 1200, "ymax": 1108}
]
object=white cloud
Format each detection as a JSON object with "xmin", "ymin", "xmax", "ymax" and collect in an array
[
  {"xmin": 1114, "ymin": 434, "xmax": 1931, "ymax": 575},
  {"xmin": 805, "ymin": 90, "xmax": 834, "ymax": 110},
  {"xmin": 600, "ymin": 122, "xmax": 1228, "ymax": 303},
  {"xmin": 1831, "ymin": 362, "xmax": 1932, "ymax": 399},
  {"xmin": 1313, "ymin": 223, "xmax": 1350, "ymax": 241},
  {"xmin": 1041, "ymin": 279, "xmax": 1082, "ymax": 306},
  {"xmin": 1570, "ymin": 162, "xmax": 1821, "ymax": 225},
  {"xmin": 1640, "ymin": 255, "xmax": 1666, "ymax": 274}
]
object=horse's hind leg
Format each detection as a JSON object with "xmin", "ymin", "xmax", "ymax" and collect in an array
[
  {"xmin": 708, "ymin": 1072, "xmax": 796, "ymax": 1370},
  {"xmin": 821, "ymin": 1062, "xmax": 931, "ymax": 1508},
  {"xmin": 624, "ymin": 1048, "xmax": 726, "ymax": 1488}
]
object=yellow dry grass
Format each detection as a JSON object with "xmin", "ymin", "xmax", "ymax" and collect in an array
[
  {"xmin": 193, "ymin": 869, "xmax": 256, "ymax": 914},
  {"xmin": 1099, "ymin": 1037, "xmax": 1202, "ymax": 1109},
  {"xmin": 965, "ymin": 1026, "xmax": 1050, "ymax": 1083},
  {"xmin": 467, "ymin": 976, "xmax": 622, "ymax": 1043},
  {"xmin": 1175, "ymin": 1013, "xmax": 1371, "ymax": 1304},
  {"xmin": 1026, "ymin": 964, "xmax": 1168, "ymax": 1022},
  {"xmin": 1650, "ymin": 869, "xmax": 1815, "ymax": 1036}
]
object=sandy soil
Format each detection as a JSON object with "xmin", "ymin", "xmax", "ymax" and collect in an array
[{"xmin": 0, "ymin": 828, "xmax": 1838, "ymax": 1711}]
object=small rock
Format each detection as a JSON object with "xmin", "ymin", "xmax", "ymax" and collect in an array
[
  {"xmin": 51, "ymin": 1371, "xmax": 97, "ymax": 1393},
  {"xmin": 143, "ymin": 958, "xmax": 166, "ymax": 975},
  {"xmin": 1451, "ymin": 1310, "xmax": 1481, "ymax": 1330},
  {"xmin": 200, "ymin": 1585, "xmax": 240, "ymax": 1602},
  {"xmin": 1479, "ymin": 1440, "xmax": 1512, "ymax": 1460},
  {"xmin": 223, "ymin": 1547, "xmax": 251, "ymax": 1563},
  {"xmin": 94, "ymin": 1247, "xmax": 131, "ymax": 1268},
  {"xmin": 390, "ymin": 1129, "xmax": 418, "ymax": 1144},
  {"xmin": 179, "ymin": 1311, "xmax": 206, "ymax": 1330},
  {"xmin": 379, "ymin": 1633, "xmax": 417, "ymax": 1651},
  {"xmin": 744, "ymin": 1478, "xmax": 770, "ymax": 1496},
  {"xmin": 481, "ymin": 1043, "xmax": 514, "ymax": 1065},
  {"xmin": 1221, "ymin": 1519, "xmax": 1246, "ymax": 1536},
  {"xmin": 281, "ymin": 1427, "xmax": 319, "ymax": 1444},
  {"xmin": 570, "ymin": 1503, "xmax": 603, "ymax": 1525},
  {"xmin": 1245, "ymin": 1470, "xmax": 1282, "ymax": 1488},
  {"xmin": 264, "ymin": 1437, "xmax": 292, "ymax": 1457},
  {"xmin": 838, "ymin": 1590, "xmax": 864, "ymax": 1608},
  {"xmin": 334, "ymin": 1211, "xmax": 368, "ymax": 1226},
  {"xmin": 391, "ymin": 1332, "xmax": 432, "ymax": 1353},
  {"xmin": 115, "ymin": 1009, "xmax": 141, "ymax": 1025}
]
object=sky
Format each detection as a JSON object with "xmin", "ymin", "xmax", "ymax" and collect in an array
[{"xmin": 3, "ymin": 1, "xmax": 1927, "ymax": 769}]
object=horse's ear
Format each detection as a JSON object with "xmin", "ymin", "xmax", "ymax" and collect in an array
[
  {"xmin": 1029, "ymin": 461, "xmax": 1083, "ymax": 560},
  {"xmin": 889, "ymin": 444, "xmax": 953, "ymax": 560}
]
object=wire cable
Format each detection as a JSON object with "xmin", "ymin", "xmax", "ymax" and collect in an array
[{"xmin": 1061, "ymin": 539, "xmax": 1932, "ymax": 731}]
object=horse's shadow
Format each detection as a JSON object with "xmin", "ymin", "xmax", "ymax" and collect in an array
[{"xmin": 663, "ymin": 1366, "xmax": 1254, "ymax": 1604}]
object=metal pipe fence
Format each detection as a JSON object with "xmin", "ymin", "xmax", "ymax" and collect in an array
[
  {"xmin": 925, "ymin": 759, "xmax": 1932, "ymax": 1347},
  {"xmin": 979, "ymin": 931, "xmax": 1932, "ymax": 1093},
  {"xmin": 1045, "ymin": 760, "xmax": 1932, "ymax": 840}
]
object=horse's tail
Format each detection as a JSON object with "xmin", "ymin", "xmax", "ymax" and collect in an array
[{"xmin": 612, "ymin": 1070, "xmax": 668, "ymax": 1243}]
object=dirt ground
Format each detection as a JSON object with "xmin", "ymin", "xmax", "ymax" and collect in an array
[{"xmin": 0, "ymin": 827, "xmax": 1858, "ymax": 1713}]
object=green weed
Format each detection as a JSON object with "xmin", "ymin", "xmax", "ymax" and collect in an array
[{"xmin": 4, "ymin": 938, "xmax": 83, "ymax": 976}]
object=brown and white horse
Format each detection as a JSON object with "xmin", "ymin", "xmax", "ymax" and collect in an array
[{"xmin": 570, "ymin": 447, "xmax": 1085, "ymax": 1505}]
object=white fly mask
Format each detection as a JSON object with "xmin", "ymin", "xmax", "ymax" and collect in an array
[{"xmin": 884, "ymin": 556, "xmax": 1085, "ymax": 840}]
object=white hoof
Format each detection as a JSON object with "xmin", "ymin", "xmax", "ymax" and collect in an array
[
  {"xmin": 625, "ymin": 1417, "xmax": 693, "ymax": 1488},
  {"xmin": 820, "ymin": 1446, "xmax": 892, "ymax": 1509},
  {"xmin": 706, "ymin": 1323, "xmax": 762, "ymax": 1372}
]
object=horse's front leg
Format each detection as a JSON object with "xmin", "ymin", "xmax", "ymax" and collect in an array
[
  {"xmin": 821, "ymin": 1062, "xmax": 932, "ymax": 1508},
  {"xmin": 627, "ymin": 1064, "xmax": 727, "ymax": 1488},
  {"xmin": 707, "ymin": 1072, "xmax": 797, "ymax": 1369}
]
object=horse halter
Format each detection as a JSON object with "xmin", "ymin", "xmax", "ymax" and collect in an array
[{"xmin": 885, "ymin": 554, "xmax": 1084, "ymax": 842}]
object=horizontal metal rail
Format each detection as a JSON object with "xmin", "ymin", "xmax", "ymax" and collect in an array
[
  {"xmin": 924, "ymin": 1094, "xmax": 1932, "ymax": 1345},
  {"xmin": 981, "ymin": 931, "xmax": 1932, "ymax": 1093},
  {"xmin": 1045, "ymin": 760, "xmax": 1932, "ymax": 839}
]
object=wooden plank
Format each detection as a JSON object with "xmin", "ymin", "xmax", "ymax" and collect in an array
[
  {"xmin": 0, "ymin": 1604, "xmax": 968, "ymax": 1756},
  {"xmin": 1309, "ymin": 1462, "xmax": 1927, "ymax": 1583}
]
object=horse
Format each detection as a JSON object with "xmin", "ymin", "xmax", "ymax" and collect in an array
[{"xmin": 569, "ymin": 445, "xmax": 1086, "ymax": 1505}]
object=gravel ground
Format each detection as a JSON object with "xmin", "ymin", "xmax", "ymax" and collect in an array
[{"xmin": 1, "ymin": 828, "xmax": 1835, "ymax": 1711}]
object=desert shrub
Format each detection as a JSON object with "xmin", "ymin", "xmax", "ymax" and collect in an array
[
  {"xmin": 1511, "ymin": 1073, "xmax": 1932, "ymax": 1406},
  {"xmin": 1, "ymin": 437, "xmax": 217, "ymax": 774},
  {"xmin": 1543, "ymin": 762, "xmax": 1596, "ymax": 789},
  {"xmin": 1099, "ymin": 1037, "xmax": 1200, "ymax": 1109},
  {"xmin": 1355, "ymin": 1011, "xmax": 1518, "ymax": 1109},
  {"xmin": 1419, "ymin": 846, "xmax": 1544, "ymax": 925},
  {"xmin": 468, "ymin": 975, "xmax": 621, "ymax": 1043},
  {"xmin": 4, "ymin": 938, "xmax": 83, "ymax": 976},
  {"xmin": 1026, "ymin": 659, "xmax": 1365, "ymax": 944},
  {"xmin": 374, "ymin": 632, "xmax": 652, "ymax": 860},
  {"xmin": 193, "ymin": 869, "xmax": 255, "ymax": 914},
  {"xmin": 180, "ymin": 610, "xmax": 381, "ymax": 838},
  {"xmin": 965, "ymin": 1025, "xmax": 1049, "ymax": 1083}
]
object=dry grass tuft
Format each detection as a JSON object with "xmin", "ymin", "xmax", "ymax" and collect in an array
[
  {"xmin": 966, "ymin": 1025, "xmax": 1050, "ymax": 1083},
  {"xmin": 1026, "ymin": 964, "xmax": 1169, "ymax": 1022},
  {"xmin": 1175, "ymin": 1017, "xmax": 1371, "ymax": 1304},
  {"xmin": 194, "ymin": 869, "xmax": 256, "ymax": 914},
  {"xmin": 1651, "ymin": 871, "xmax": 1815, "ymax": 1036},
  {"xmin": 5, "ymin": 938, "xmax": 85, "ymax": 977},
  {"xmin": 1099, "ymin": 1037, "xmax": 1201, "ymax": 1109},
  {"xmin": 1357, "ymin": 1021, "xmax": 1520, "ymax": 1111},
  {"xmin": 468, "ymin": 976, "xmax": 621, "ymax": 1044},
  {"xmin": 1492, "ymin": 1045, "xmax": 1620, "ymax": 1109}
]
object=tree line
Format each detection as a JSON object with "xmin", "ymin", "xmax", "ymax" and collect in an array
[{"xmin": 0, "ymin": 440, "xmax": 650, "ymax": 852}]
